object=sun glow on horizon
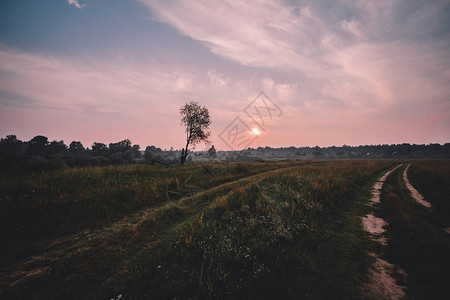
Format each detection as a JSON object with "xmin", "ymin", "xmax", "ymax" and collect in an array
[{"xmin": 251, "ymin": 128, "xmax": 261, "ymax": 136}]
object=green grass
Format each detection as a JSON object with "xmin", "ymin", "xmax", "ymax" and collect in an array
[
  {"xmin": 0, "ymin": 162, "xmax": 296, "ymax": 263},
  {"xmin": 377, "ymin": 163, "xmax": 450, "ymax": 298},
  {"xmin": 0, "ymin": 160, "xmax": 399, "ymax": 299},
  {"xmin": 121, "ymin": 161, "xmax": 390, "ymax": 299},
  {"xmin": 407, "ymin": 160, "xmax": 450, "ymax": 230}
]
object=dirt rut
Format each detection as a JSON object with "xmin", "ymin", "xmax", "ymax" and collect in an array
[
  {"xmin": 363, "ymin": 165, "xmax": 407, "ymax": 299},
  {"xmin": 403, "ymin": 164, "xmax": 431, "ymax": 208}
]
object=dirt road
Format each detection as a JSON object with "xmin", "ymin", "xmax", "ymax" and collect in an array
[{"xmin": 363, "ymin": 165, "xmax": 407, "ymax": 299}]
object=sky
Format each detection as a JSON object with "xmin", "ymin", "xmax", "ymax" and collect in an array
[{"xmin": 0, "ymin": 0, "xmax": 449, "ymax": 150}]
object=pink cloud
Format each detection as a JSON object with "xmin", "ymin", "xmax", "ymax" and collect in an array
[
  {"xmin": 137, "ymin": 0, "xmax": 450, "ymax": 146},
  {"xmin": 67, "ymin": 0, "xmax": 86, "ymax": 10},
  {"xmin": 1, "ymin": 44, "xmax": 449, "ymax": 150},
  {"xmin": 0, "ymin": 48, "xmax": 267, "ymax": 149}
]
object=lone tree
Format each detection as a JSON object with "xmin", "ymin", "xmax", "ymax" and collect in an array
[
  {"xmin": 179, "ymin": 101, "xmax": 211, "ymax": 165},
  {"xmin": 208, "ymin": 145, "xmax": 217, "ymax": 158}
]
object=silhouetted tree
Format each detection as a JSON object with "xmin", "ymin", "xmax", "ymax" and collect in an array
[
  {"xmin": 132, "ymin": 145, "xmax": 142, "ymax": 158},
  {"xmin": 91, "ymin": 142, "xmax": 108, "ymax": 156},
  {"xmin": 179, "ymin": 101, "xmax": 211, "ymax": 165},
  {"xmin": 208, "ymin": 145, "xmax": 217, "ymax": 158},
  {"xmin": 144, "ymin": 145, "xmax": 162, "ymax": 164},
  {"xmin": 28, "ymin": 135, "xmax": 49, "ymax": 156},
  {"xmin": 398, "ymin": 143, "xmax": 412, "ymax": 156},
  {"xmin": 0, "ymin": 135, "xmax": 23, "ymax": 154},
  {"xmin": 69, "ymin": 141, "xmax": 85, "ymax": 154},
  {"xmin": 109, "ymin": 139, "xmax": 132, "ymax": 154},
  {"xmin": 313, "ymin": 145, "xmax": 324, "ymax": 157},
  {"xmin": 146, "ymin": 145, "xmax": 159, "ymax": 152},
  {"xmin": 48, "ymin": 140, "xmax": 67, "ymax": 155},
  {"xmin": 144, "ymin": 147, "xmax": 155, "ymax": 164}
]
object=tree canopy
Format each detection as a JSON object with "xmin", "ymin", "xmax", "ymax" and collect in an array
[{"xmin": 179, "ymin": 101, "xmax": 211, "ymax": 165}]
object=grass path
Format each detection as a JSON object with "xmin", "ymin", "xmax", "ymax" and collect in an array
[{"xmin": 406, "ymin": 160, "xmax": 450, "ymax": 235}]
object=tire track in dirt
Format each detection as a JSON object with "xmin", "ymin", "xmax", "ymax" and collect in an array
[
  {"xmin": 403, "ymin": 163, "xmax": 431, "ymax": 208},
  {"xmin": 363, "ymin": 164, "xmax": 407, "ymax": 299},
  {"xmin": 402, "ymin": 164, "xmax": 450, "ymax": 235}
]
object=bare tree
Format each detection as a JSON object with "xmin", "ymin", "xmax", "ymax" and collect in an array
[{"xmin": 179, "ymin": 101, "xmax": 211, "ymax": 165}]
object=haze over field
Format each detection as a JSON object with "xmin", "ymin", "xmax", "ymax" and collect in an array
[{"xmin": 1, "ymin": 0, "xmax": 449, "ymax": 149}]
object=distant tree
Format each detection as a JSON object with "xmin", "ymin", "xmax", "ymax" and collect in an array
[
  {"xmin": 91, "ymin": 142, "xmax": 108, "ymax": 156},
  {"xmin": 132, "ymin": 145, "xmax": 142, "ymax": 158},
  {"xmin": 69, "ymin": 141, "xmax": 85, "ymax": 154},
  {"xmin": 144, "ymin": 147, "xmax": 155, "ymax": 164},
  {"xmin": 429, "ymin": 143, "xmax": 441, "ymax": 154},
  {"xmin": 146, "ymin": 145, "xmax": 159, "ymax": 152},
  {"xmin": 0, "ymin": 135, "xmax": 19, "ymax": 144},
  {"xmin": 0, "ymin": 135, "xmax": 23, "ymax": 154},
  {"xmin": 336, "ymin": 150, "xmax": 345, "ymax": 156},
  {"xmin": 384, "ymin": 146, "xmax": 394, "ymax": 157},
  {"xmin": 121, "ymin": 149, "xmax": 136, "ymax": 163},
  {"xmin": 48, "ymin": 140, "xmax": 67, "ymax": 155},
  {"xmin": 28, "ymin": 135, "xmax": 49, "ymax": 156},
  {"xmin": 144, "ymin": 145, "xmax": 162, "ymax": 164},
  {"xmin": 143, "ymin": 145, "xmax": 176, "ymax": 165},
  {"xmin": 313, "ymin": 145, "xmax": 324, "ymax": 157},
  {"xmin": 443, "ymin": 143, "xmax": 450, "ymax": 153},
  {"xmin": 398, "ymin": 143, "xmax": 412, "ymax": 156},
  {"xmin": 208, "ymin": 145, "xmax": 217, "ymax": 158},
  {"xmin": 179, "ymin": 101, "xmax": 211, "ymax": 165},
  {"xmin": 166, "ymin": 146, "xmax": 176, "ymax": 158},
  {"xmin": 109, "ymin": 139, "xmax": 132, "ymax": 154}
]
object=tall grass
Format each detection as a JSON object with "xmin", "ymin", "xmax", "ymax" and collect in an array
[
  {"xmin": 119, "ymin": 160, "xmax": 393, "ymax": 299},
  {"xmin": 407, "ymin": 160, "xmax": 450, "ymax": 228},
  {"xmin": 1, "ymin": 160, "xmax": 396, "ymax": 299},
  {"xmin": 0, "ymin": 162, "xmax": 290, "ymax": 262}
]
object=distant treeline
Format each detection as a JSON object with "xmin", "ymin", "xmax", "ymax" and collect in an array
[
  {"xmin": 0, "ymin": 134, "xmax": 449, "ymax": 173},
  {"xmin": 0, "ymin": 135, "xmax": 180, "ymax": 174},
  {"xmin": 234, "ymin": 143, "xmax": 450, "ymax": 159}
]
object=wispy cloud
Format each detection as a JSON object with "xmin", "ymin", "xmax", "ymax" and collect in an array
[
  {"xmin": 0, "ymin": 47, "xmax": 255, "ymax": 147},
  {"xmin": 140, "ymin": 0, "xmax": 329, "ymax": 73},
  {"xmin": 138, "ymin": 0, "xmax": 450, "ymax": 145},
  {"xmin": 67, "ymin": 0, "xmax": 86, "ymax": 10},
  {"xmin": 1, "ymin": 42, "xmax": 448, "ymax": 148}
]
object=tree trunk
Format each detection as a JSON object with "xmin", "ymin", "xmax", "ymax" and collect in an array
[
  {"xmin": 180, "ymin": 134, "xmax": 191, "ymax": 165},
  {"xmin": 180, "ymin": 148, "xmax": 188, "ymax": 165}
]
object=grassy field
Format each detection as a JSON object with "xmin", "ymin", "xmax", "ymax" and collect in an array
[
  {"xmin": 2, "ymin": 159, "xmax": 447, "ymax": 299},
  {"xmin": 407, "ymin": 160, "xmax": 450, "ymax": 231},
  {"xmin": 0, "ymin": 161, "xmax": 291, "ymax": 263}
]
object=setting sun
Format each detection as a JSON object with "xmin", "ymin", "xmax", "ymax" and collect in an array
[{"xmin": 251, "ymin": 128, "xmax": 261, "ymax": 136}]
